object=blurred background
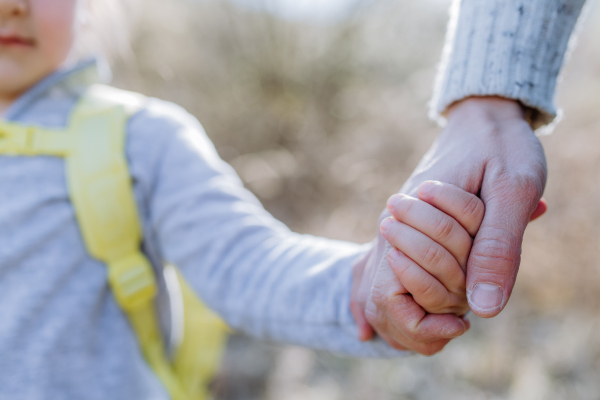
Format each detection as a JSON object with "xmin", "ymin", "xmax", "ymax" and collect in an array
[{"xmin": 112, "ymin": 0, "xmax": 600, "ymax": 398}]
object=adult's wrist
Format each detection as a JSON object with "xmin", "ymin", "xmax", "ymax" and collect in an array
[
  {"xmin": 446, "ymin": 96, "xmax": 527, "ymax": 128},
  {"xmin": 440, "ymin": 96, "xmax": 539, "ymax": 145}
]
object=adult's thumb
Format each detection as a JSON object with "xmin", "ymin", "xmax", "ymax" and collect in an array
[{"xmin": 466, "ymin": 179, "xmax": 542, "ymax": 318}]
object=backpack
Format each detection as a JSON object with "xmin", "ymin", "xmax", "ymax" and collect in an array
[{"xmin": 0, "ymin": 84, "xmax": 229, "ymax": 400}]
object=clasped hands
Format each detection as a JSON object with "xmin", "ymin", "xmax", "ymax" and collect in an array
[{"xmin": 350, "ymin": 96, "xmax": 548, "ymax": 355}]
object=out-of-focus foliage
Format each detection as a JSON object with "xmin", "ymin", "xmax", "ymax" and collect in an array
[
  {"xmin": 114, "ymin": 0, "xmax": 447, "ymax": 239},
  {"xmin": 113, "ymin": 0, "xmax": 600, "ymax": 399}
]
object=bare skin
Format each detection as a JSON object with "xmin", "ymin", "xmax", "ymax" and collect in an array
[
  {"xmin": 381, "ymin": 182, "xmax": 486, "ymax": 316},
  {"xmin": 0, "ymin": 0, "xmax": 77, "ymax": 115},
  {"xmin": 351, "ymin": 96, "xmax": 548, "ymax": 354}
]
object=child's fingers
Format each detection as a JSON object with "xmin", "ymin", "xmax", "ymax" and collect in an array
[
  {"xmin": 417, "ymin": 181, "xmax": 485, "ymax": 237},
  {"xmin": 387, "ymin": 194, "xmax": 472, "ymax": 269},
  {"xmin": 387, "ymin": 248, "xmax": 468, "ymax": 314},
  {"xmin": 380, "ymin": 217, "xmax": 465, "ymax": 293}
]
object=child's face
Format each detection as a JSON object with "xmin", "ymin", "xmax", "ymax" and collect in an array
[{"xmin": 0, "ymin": 0, "xmax": 77, "ymax": 99}]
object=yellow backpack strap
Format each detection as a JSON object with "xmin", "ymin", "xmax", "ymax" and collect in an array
[
  {"xmin": 0, "ymin": 85, "xmax": 227, "ymax": 399},
  {"xmin": 67, "ymin": 84, "xmax": 189, "ymax": 400},
  {"xmin": 169, "ymin": 265, "xmax": 229, "ymax": 397},
  {"xmin": 0, "ymin": 122, "xmax": 74, "ymax": 156}
]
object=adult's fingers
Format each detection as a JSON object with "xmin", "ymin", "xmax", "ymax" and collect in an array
[
  {"xmin": 378, "ymin": 294, "xmax": 468, "ymax": 343},
  {"xmin": 350, "ymin": 249, "xmax": 375, "ymax": 341},
  {"xmin": 378, "ymin": 331, "xmax": 453, "ymax": 356},
  {"xmin": 354, "ymin": 227, "xmax": 393, "ymax": 341},
  {"xmin": 364, "ymin": 245, "xmax": 469, "ymax": 352},
  {"xmin": 530, "ymin": 198, "xmax": 547, "ymax": 222},
  {"xmin": 365, "ymin": 280, "xmax": 468, "ymax": 355},
  {"xmin": 466, "ymin": 171, "xmax": 544, "ymax": 318}
]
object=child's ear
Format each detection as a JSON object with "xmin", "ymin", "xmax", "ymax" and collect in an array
[{"xmin": 529, "ymin": 198, "xmax": 548, "ymax": 222}]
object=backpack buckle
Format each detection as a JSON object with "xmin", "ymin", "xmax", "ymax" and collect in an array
[
  {"xmin": 108, "ymin": 253, "xmax": 157, "ymax": 311},
  {"xmin": 0, "ymin": 126, "xmax": 33, "ymax": 155}
]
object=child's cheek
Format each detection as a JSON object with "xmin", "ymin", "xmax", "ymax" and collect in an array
[{"xmin": 33, "ymin": 0, "xmax": 77, "ymax": 65}]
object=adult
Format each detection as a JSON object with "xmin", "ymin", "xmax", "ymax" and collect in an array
[{"xmin": 352, "ymin": 0, "xmax": 588, "ymax": 354}]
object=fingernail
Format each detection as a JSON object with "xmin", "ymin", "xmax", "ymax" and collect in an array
[
  {"xmin": 380, "ymin": 217, "xmax": 393, "ymax": 233},
  {"xmin": 419, "ymin": 181, "xmax": 433, "ymax": 195},
  {"xmin": 419, "ymin": 180, "xmax": 442, "ymax": 198},
  {"xmin": 388, "ymin": 248, "xmax": 401, "ymax": 261},
  {"xmin": 468, "ymin": 283, "xmax": 503, "ymax": 311},
  {"xmin": 386, "ymin": 194, "xmax": 402, "ymax": 212}
]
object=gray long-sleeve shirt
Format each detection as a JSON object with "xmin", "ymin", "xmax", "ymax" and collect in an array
[
  {"xmin": 431, "ymin": 0, "xmax": 588, "ymax": 129},
  {"xmin": 0, "ymin": 59, "xmax": 403, "ymax": 400}
]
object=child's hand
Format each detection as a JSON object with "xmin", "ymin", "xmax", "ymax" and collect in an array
[{"xmin": 379, "ymin": 181, "xmax": 485, "ymax": 315}]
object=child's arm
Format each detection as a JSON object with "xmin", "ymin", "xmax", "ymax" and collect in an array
[
  {"xmin": 379, "ymin": 181, "xmax": 485, "ymax": 315},
  {"xmin": 130, "ymin": 101, "xmax": 475, "ymax": 356},
  {"xmin": 130, "ymin": 101, "xmax": 411, "ymax": 357}
]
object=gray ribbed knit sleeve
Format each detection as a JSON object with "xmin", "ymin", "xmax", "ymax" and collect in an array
[{"xmin": 430, "ymin": 0, "xmax": 587, "ymax": 129}]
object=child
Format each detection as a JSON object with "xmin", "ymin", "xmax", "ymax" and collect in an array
[{"xmin": 0, "ymin": 0, "xmax": 491, "ymax": 398}]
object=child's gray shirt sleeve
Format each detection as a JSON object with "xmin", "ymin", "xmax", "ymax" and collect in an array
[
  {"xmin": 126, "ymin": 98, "xmax": 406, "ymax": 358},
  {"xmin": 430, "ymin": 0, "xmax": 587, "ymax": 129}
]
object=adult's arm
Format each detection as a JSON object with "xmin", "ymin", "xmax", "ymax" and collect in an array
[
  {"xmin": 431, "ymin": 0, "xmax": 587, "ymax": 130},
  {"xmin": 352, "ymin": 0, "xmax": 588, "ymax": 342},
  {"xmin": 428, "ymin": 0, "xmax": 587, "ymax": 316}
]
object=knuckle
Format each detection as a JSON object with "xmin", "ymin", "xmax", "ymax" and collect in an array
[
  {"xmin": 422, "ymin": 243, "xmax": 445, "ymax": 268},
  {"xmin": 463, "ymin": 195, "xmax": 485, "ymax": 224},
  {"xmin": 370, "ymin": 284, "xmax": 397, "ymax": 310},
  {"xmin": 404, "ymin": 320, "xmax": 424, "ymax": 343},
  {"xmin": 421, "ymin": 288, "xmax": 451, "ymax": 313},
  {"xmin": 432, "ymin": 216, "xmax": 455, "ymax": 242},
  {"xmin": 469, "ymin": 248, "xmax": 518, "ymax": 270},
  {"xmin": 419, "ymin": 279, "xmax": 442, "ymax": 303},
  {"xmin": 513, "ymin": 175, "xmax": 543, "ymax": 203},
  {"xmin": 370, "ymin": 288, "xmax": 387, "ymax": 309},
  {"xmin": 405, "ymin": 327, "xmax": 420, "ymax": 343},
  {"xmin": 489, "ymin": 169, "xmax": 544, "ymax": 205},
  {"xmin": 471, "ymin": 229, "xmax": 521, "ymax": 267}
]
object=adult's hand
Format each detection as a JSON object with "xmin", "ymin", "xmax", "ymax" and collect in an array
[{"xmin": 351, "ymin": 96, "xmax": 547, "ymax": 352}]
